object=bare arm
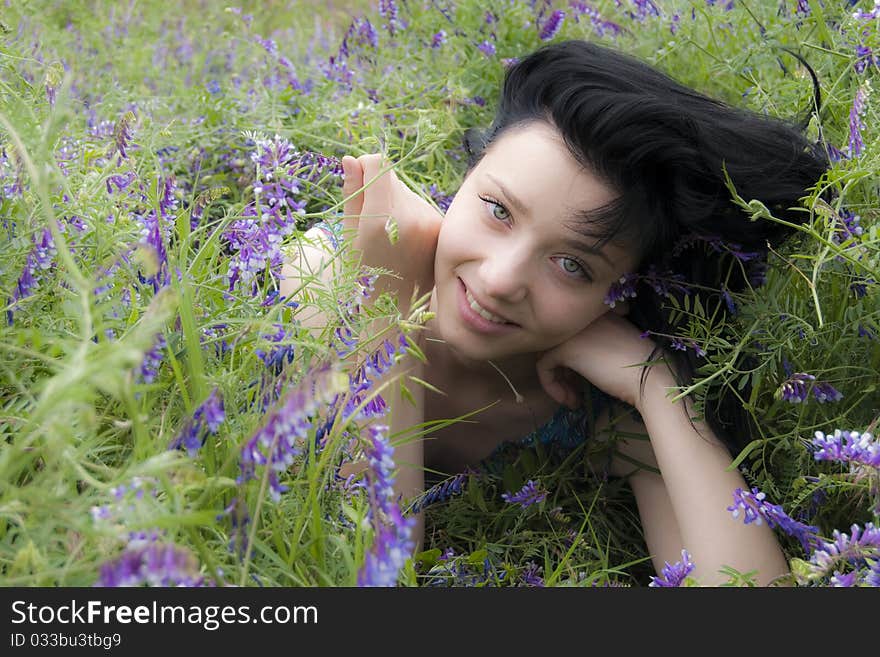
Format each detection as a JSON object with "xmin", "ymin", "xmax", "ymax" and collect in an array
[
  {"xmin": 634, "ymin": 366, "xmax": 791, "ymax": 586},
  {"xmin": 593, "ymin": 410, "xmax": 686, "ymax": 578}
]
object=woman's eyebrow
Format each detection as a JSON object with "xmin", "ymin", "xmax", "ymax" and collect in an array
[
  {"xmin": 485, "ymin": 174, "xmax": 531, "ymax": 216},
  {"xmin": 560, "ymin": 235, "xmax": 613, "ymax": 268}
]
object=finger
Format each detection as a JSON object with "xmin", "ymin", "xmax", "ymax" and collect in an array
[
  {"xmin": 341, "ymin": 156, "xmax": 364, "ymax": 236},
  {"xmin": 536, "ymin": 355, "xmax": 566, "ymax": 407},
  {"xmin": 357, "ymin": 154, "xmax": 394, "ymax": 228}
]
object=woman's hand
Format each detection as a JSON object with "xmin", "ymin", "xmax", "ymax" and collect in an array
[
  {"xmin": 536, "ymin": 309, "xmax": 667, "ymax": 477},
  {"xmin": 340, "ymin": 154, "xmax": 443, "ymax": 315},
  {"xmin": 534, "ymin": 309, "xmax": 666, "ymax": 411}
]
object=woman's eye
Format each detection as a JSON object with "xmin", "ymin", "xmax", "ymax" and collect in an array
[
  {"xmin": 480, "ymin": 196, "xmax": 510, "ymax": 222},
  {"xmin": 556, "ymin": 256, "xmax": 592, "ymax": 282}
]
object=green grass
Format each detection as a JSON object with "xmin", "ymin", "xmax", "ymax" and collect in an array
[{"xmin": 0, "ymin": 0, "xmax": 878, "ymax": 587}]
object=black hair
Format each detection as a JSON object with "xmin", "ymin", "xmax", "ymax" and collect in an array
[{"xmin": 463, "ymin": 40, "xmax": 830, "ymax": 456}]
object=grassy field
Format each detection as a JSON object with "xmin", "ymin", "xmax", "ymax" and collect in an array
[{"xmin": 1, "ymin": 0, "xmax": 878, "ymax": 587}]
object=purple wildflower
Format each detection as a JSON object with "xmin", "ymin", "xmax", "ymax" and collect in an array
[
  {"xmin": 478, "ymin": 40, "xmax": 496, "ymax": 57},
  {"xmin": 670, "ymin": 338, "xmax": 687, "ymax": 352},
  {"xmin": 728, "ymin": 487, "xmax": 819, "ymax": 553},
  {"xmin": 520, "ymin": 561, "xmax": 545, "ymax": 587},
  {"xmin": 431, "ymin": 30, "xmax": 447, "ymax": 49},
  {"xmin": 866, "ymin": 558, "xmax": 880, "ymax": 587},
  {"xmin": 239, "ymin": 363, "xmax": 345, "ymax": 501},
  {"xmin": 255, "ymin": 323, "xmax": 297, "ymax": 372},
  {"xmin": 502, "ymin": 479, "xmax": 548, "ymax": 508},
  {"xmin": 799, "ymin": 523, "xmax": 880, "ymax": 585},
  {"xmin": 630, "ymin": 0, "xmax": 661, "ymax": 20},
  {"xmin": 812, "ymin": 381, "xmax": 843, "ymax": 403},
  {"xmin": 648, "ymin": 549, "xmax": 695, "ymax": 587},
  {"xmin": 639, "ymin": 264, "xmax": 691, "ymax": 297},
  {"xmin": 775, "ymin": 372, "xmax": 815, "ymax": 403},
  {"xmin": 850, "ymin": 277, "xmax": 873, "ymax": 299},
  {"xmin": 112, "ymin": 110, "xmax": 136, "ymax": 161},
  {"xmin": 604, "ymin": 273, "xmax": 638, "ymax": 308},
  {"xmin": 96, "ymin": 542, "xmax": 206, "ymax": 587},
  {"xmin": 853, "ymin": 0, "xmax": 880, "ymax": 20},
  {"xmin": 834, "ymin": 209, "xmax": 864, "ymax": 246},
  {"xmin": 138, "ymin": 333, "xmax": 166, "ymax": 384},
  {"xmin": 169, "ymin": 388, "xmax": 225, "ymax": 457},
  {"xmin": 409, "ymin": 473, "xmax": 468, "ymax": 513},
  {"xmin": 225, "ymin": 136, "xmax": 321, "ymax": 293},
  {"xmin": 720, "ymin": 285, "xmax": 737, "ymax": 315},
  {"xmin": 848, "ymin": 85, "xmax": 868, "ymax": 158},
  {"xmin": 795, "ymin": 0, "xmax": 810, "ymax": 16},
  {"xmin": 568, "ymin": 1, "xmax": 622, "ymax": 37},
  {"xmin": 378, "ymin": 0, "xmax": 403, "ymax": 36},
  {"xmin": 855, "ymin": 45, "xmax": 875, "ymax": 74},
  {"xmin": 812, "ymin": 429, "xmax": 880, "ymax": 469},
  {"xmin": 539, "ymin": 10, "xmax": 565, "ymax": 41},
  {"xmin": 357, "ymin": 424, "xmax": 416, "ymax": 587},
  {"xmin": 9, "ymin": 227, "xmax": 56, "ymax": 322},
  {"xmin": 105, "ymin": 171, "xmax": 136, "ymax": 195}
]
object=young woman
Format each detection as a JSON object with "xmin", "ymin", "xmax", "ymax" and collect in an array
[{"xmin": 282, "ymin": 40, "xmax": 828, "ymax": 585}]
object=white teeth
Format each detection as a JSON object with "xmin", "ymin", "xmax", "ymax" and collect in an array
[{"xmin": 465, "ymin": 289, "xmax": 509, "ymax": 324}]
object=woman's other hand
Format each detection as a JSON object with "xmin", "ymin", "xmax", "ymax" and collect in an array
[
  {"xmin": 340, "ymin": 154, "xmax": 443, "ymax": 315},
  {"xmin": 534, "ymin": 308, "xmax": 665, "ymax": 411}
]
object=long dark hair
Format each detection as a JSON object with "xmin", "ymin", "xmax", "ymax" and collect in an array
[{"xmin": 463, "ymin": 40, "xmax": 830, "ymax": 456}]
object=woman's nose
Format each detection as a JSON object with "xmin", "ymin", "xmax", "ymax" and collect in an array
[{"xmin": 478, "ymin": 249, "xmax": 529, "ymax": 304}]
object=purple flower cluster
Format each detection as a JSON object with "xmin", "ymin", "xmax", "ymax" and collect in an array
[
  {"xmin": 539, "ymin": 10, "xmax": 566, "ymax": 41},
  {"xmin": 9, "ymin": 227, "xmax": 56, "ymax": 322},
  {"xmin": 357, "ymin": 424, "xmax": 416, "ymax": 587},
  {"xmin": 568, "ymin": 2, "xmax": 622, "ymax": 38},
  {"xmin": 501, "ymin": 479, "xmax": 548, "ymax": 508},
  {"xmin": 111, "ymin": 110, "xmax": 136, "ymax": 162},
  {"xmin": 855, "ymin": 45, "xmax": 877, "ymax": 74},
  {"xmin": 812, "ymin": 429, "xmax": 880, "ymax": 469},
  {"xmin": 799, "ymin": 523, "xmax": 880, "ymax": 586},
  {"xmin": 423, "ymin": 550, "xmax": 509, "ymax": 587},
  {"xmin": 670, "ymin": 337, "xmax": 706, "ymax": 357},
  {"xmin": 223, "ymin": 135, "xmax": 338, "ymax": 294},
  {"xmin": 848, "ymin": 85, "xmax": 867, "ymax": 158},
  {"xmin": 409, "ymin": 473, "xmax": 468, "ymax": 513},
  {"xmin": 239, "ymin": 363, "xmax": 346, "ymax": 501},
  {"xmin": 853, "ymin": 0, "xmax": 880, "ymax": 20},
  {"xmin": 519, "ymin": 561, "xmax": 545, "ymax": 587},
  {"xmin": 255, "ymin": 323, "xmax": 297, "ymax": 372},
  {"xmin": 135, "ymin": 175, "xmax": 177, "ymax": 292},
  {"xmin": 138, "ymin": 333, "xmax": 166, "ymax": 384},
  {"xmin": 775, "ymin": 372, "xmax": 842, "ymax": 404},
  {"xmin": 604, "ymin": 272, "xmax": 639, "ymax": 308},
  {"xmin": 168, "ymin": 388, "xmax": 225, "ymax": 457},
  {"xmin": 727, "ymin": 487, "xmax": 819, "ymax": 553},
  {"xmin": 96, "ymin": 541, "xmax": 206, "ymax": 587},
  {"xmin": 834, "ymin": 209, "xmax": 863, "ymax": 244},
  {"xmin": 478, "ymin": 40, "xmax": 496, "ymax": 57},
  {"xmin": 640, "ymin": 265, "xmax": 691, "ymax": 299},
  {"xmin": 378, "ymin": 0, "xmax": 404, "ymax": 37},
  {"xmin": 648, "ymin": 549, "xmax": 694, "ymax": 587}
]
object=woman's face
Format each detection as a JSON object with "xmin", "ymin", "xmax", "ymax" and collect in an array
[{"xmin": 430, "ymin": 121, "xmax": 638, "ymax": 366}]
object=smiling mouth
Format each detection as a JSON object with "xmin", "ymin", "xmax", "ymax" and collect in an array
[{"xmin": 459, "ymin": 278, "xmax": 518, "ymax": 326}]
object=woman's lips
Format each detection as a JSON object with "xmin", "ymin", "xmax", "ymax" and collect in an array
[{"xmin": 456, "ymin": 278, "xmax": 519, "ymax": 334}]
